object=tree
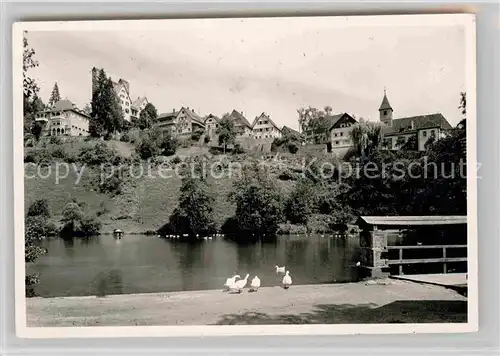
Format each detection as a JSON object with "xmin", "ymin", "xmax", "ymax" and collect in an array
[
  {"xmin": 90, "ymin": 69, "xmax": 123, "ymax": 138},
  {"xmin": 159, "ymin": 134, "xmax": 178, "ymax": 156},
  {"xmin": 297, "ymin": 106, "xmax": 327, "ymax": 142},
  {"xmin": 60, "ymin": 200, "xmax": 101, "ymax": 237},
  {"xmin": 168, "ymin": 165, "xmax": 216, "ymax": 237},
  {"xmin": 23, "ymin": 31, "xmax": 39, "ymax": 101},
  {"xmin": 285, "ymin": 179, "xmax": 316, "ymax": 224},
  {"xmin": 83, "ymin": 103, "xmax": 92, "ymax": 115},
  {"xmin": 48, "ymin": 82, "xmax": 61, "ymax": 107},
  {"xmin": 136, "ymin": 103, "xmax": 158, "ymax": 131},
  {"xmin": 349, "ymin": 119, "xmax": 383, "ymax": 157},
  {"xmin": 229, "ymin": 164, "xmax": 284, "ymax": 236},
  {"xmin": 217, "ymin": 114, "xmax": 236, "ymax": 153}
]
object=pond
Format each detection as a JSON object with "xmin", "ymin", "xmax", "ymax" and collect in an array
[{"xmin": 27, "ymin": 234, "xmax": 361, "ymax": 297}]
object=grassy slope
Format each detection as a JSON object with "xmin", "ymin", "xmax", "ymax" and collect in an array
[{"xmin": 24, "ymin": 140, "xmax": 296, "ymax": 233}]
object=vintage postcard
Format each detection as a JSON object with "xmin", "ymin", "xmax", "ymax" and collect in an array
[{"xmin": 14, "ymin": 14, "xmax": 477, "ymax": 338}]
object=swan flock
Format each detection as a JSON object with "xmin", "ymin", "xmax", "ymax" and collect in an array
[{"xmin": 223, "ymin": 266, "xmax": 292, "ymax": 293}]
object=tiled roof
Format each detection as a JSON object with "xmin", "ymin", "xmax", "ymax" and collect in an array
[
  {"xmin": 379, "ymin": 93, "xmax": 392, "ymax": 111},
  {"xmin": 52, "ymin": 99, "xmax": 75, "ymax": 111},
  {"xmin": 281, "ymin": 126, "xmax": 302, "ymax": 137},
  {"xmin": 204, "ymin": 114, "xmax": 220, "ymax": 122},
  {"xmin": 157, "ymin": 111, "xmax": 178, "ymax": 122},
  {"xmin": 308, "ymin": 113, "xmax": 349, "ymax": 132},
  {"xmin": 251, "ymin": 112, "xmax": 281, "ymax": 131},
  {"xmin": 182, "ymin": 107, "xmax": 205, "ymax": 126},
  {"xmin": 229, "ymin": 109, "xmax": 252, "ymax": 128},
  {"xmin": 382, "ymin": 113, "xmax": 452, "ymax": 136},
  {"xmin": 132, "ymin": 96, "xmax": 148, "ymax": 109}
]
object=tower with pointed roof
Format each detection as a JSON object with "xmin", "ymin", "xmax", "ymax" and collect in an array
[{"xmin": 379, "ymin": 89, "xmax": 393, "ymax": 126}]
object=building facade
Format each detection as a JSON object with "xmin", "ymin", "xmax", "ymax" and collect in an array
[
  {"xmin": 35, "ymin": 99, "xmax": 90, "ymax": 137},
  {"xmin": 227, "ymin": 110, "xmax": 253, "ymax": 137},
  {"xmin": 251, "ymin": 112, "xmax": 282, "ymax": 140},
  {"xmin": 155, "ymin": 107, "xmax": 205, "ymax": 138},
  {"xmin": 328, "ymin": 113, "xmax": 357, "ymax": 149},
  {"xmin": 204, "ymin": 114, "xmax": 220, "ymax": 137},
  {"xmin": 378, "ymin": 91, "xmax": 453, "ymax": 151}
]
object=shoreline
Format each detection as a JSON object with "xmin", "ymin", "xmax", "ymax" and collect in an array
[{"xmin": 26, "ymin": 279, "xmax": 467, "ymax": 326}]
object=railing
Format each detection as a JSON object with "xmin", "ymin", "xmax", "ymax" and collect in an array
[{"xmin": 386, "ymin": 244, "xmax": 467, "ymax": 275}]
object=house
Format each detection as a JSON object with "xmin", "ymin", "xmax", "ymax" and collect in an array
[
  {"xmin": 91, "ymin": 67, "xmax": 148, "ymax": 123},
  {"xmin": 155, "ymin": 107, "xmax": 205, "ymax": 138},
  {"xmin": 204, "ymin": 114, "xmax": 220, "ymax": 137},
  {"xmin": 328, "ymin": 113, "xmax": 357, "ymax": 150},
  {"xmin": 131, "ymin": 96, "xmax": 149, "ymax": 121},
  {"xmin": 281, "ymin": 126, "xmax": 304, "ymax": 142},
  {"xmin": 378, "ymin": 91, "xmax": 453, "ymax": 151},
  {"xmin": 35, "ymin": 99, "xmax": 90, "ymax": 137},
  {"xmin": 227, "ymin": 110, "xmax": 253, "ymax": 137},
  {"xmin": 251, "ymin": 112, "xmax": 282, "ymax": 140}
]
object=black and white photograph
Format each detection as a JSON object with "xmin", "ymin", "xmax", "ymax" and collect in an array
[{"xmin": 14, "ymin": 14, "xmax": 477, "ymax": 337}]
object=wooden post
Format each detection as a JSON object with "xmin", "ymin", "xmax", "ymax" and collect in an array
[
  {"xmin": 443, "ymin": 247, "xmax": 447, "ymax": 274},
  {"xmin": 399, "ymin": 248, "xmax": 403, "ymax": 275}
]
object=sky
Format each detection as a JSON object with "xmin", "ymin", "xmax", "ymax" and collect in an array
[{"xmin": 26, "ymin": 17, "xmax": 467, "ymax": 130}]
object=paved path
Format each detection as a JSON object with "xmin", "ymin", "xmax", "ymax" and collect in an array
[{"xmin": 26, "ymin": 279, "xmax": 467, "ymax": 327}]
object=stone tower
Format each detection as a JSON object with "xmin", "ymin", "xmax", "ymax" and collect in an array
[{"xmin": 379, "ymin": 89, "xmax": 393, "ymax": 126}]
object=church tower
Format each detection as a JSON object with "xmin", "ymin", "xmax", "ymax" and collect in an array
[{"xmin": 379, "ymin": 89, "xmax": 393, "ymax": 126}]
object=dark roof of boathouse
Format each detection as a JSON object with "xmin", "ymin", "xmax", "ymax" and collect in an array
[{"xmin": 357, "ymin": 216, "xmax": 467, "ymax": 228}]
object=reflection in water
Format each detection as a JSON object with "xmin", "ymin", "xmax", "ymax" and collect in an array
[{"xmin": 29, "ymin": 234, "xmax": 360, "ymax": 297}]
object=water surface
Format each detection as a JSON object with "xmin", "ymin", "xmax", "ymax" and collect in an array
[{"xmin": 28, "ymin": 234, "xmax": 360, "ymax": 297}]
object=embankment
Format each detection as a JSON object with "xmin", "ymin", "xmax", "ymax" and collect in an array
[{"xmin": 26, "ymin": 279, "xmax": 467, "ymax": 326}]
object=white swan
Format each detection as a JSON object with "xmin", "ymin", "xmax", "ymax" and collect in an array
[
  {"xmin": 223, "ymin": 275, "xmax": 241, "ymax": 291},
  {"xmin": 275, "ymin": 265, "xmax": 285, "ymax": 273},
  {"xmin": 355, "ymin": 261, "xmax": 361, "ymax": 267},
  {"xmin": 232, "ymin": 274, "xmax": 250, "ymax": 293},
  {"xmin": 250, "ymin": 276, "xmax": 261, "ymax": 292},
  {"xmin": 282, "ymin": 271, "xmax": 292, "ymax": 289}
]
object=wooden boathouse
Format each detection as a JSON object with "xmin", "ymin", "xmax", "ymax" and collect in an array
[{"xmin": 357, "ymin": 216, "xmax": 467, "ymax": 278}]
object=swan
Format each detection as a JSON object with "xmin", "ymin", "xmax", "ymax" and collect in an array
[
  {"xmin": 223, "ymin": 275, "xmax": 241, "ymax": 291},
  {"xmin": 250, "ymin": 276, "xmax": 261, "ymax": 292},
  {"xmin": 275, "ymin": 265, "xmax": 285, "ymax": 273},
  {"xmin": 355, "ymin": 261, "xmax": 361, "ymax": 267},
  {"xmin": 282, "ymin": 271, "xmax": 292, "ymax": 289},
  {"xmin": 232, "ymin": 274, "xmax": 250, "ymax": 293}
]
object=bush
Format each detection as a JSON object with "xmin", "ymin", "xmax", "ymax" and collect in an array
[
  {"xmin": 24, "ymin": 148, "xmax": 51, "ymax": 164},
  {"xmin": 120, "ymin": 132, "xmax": 131, "ymax": 142},
  {"xmin": 79, "ymin": 214, "xmax": 102, "ymax": 236},
  {"xmin": 171, "ymin": 156, "xmax": 182, "ymax": 165},
  {"xmin": 96, "ymin": 170, "xmax": 124, "ymax": 196},
  {"xmin": 277, "ymin": 223, "xmax": 308, "ymax": 235},
  {"xmin": 27, "ymin": 199, "xmax": 50, "ymax": 218},
  {"xmin": 191, "ymin": 130, "xmax": 203, "ymax": 142},
  {"xmin": 278, "ymin": 169, "xmax": 297, "ymax": 181},
  {"xmin": 159, "ymin": 135, "xmax": 178, "ymax": 156},
  {"xmin": 136, "ymin": 137, "xmax": 159, "ymax": 160},
  {"xmin": 288, "ymin": 142, "xmax": 299, "ymax": 154},
  {"xmin": 49, "ymin": 136, "xmax": 62, "ymax": 145},
  {"xmin": 232, "ymin": 144, "xmax": 245, "ymax": 155},
  {"xmin": 78, "ymin": 141, "xmax": 120, "ymax": 166}
]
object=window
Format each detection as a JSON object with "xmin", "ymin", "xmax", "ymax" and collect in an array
[
  {"xmin": 340, "ymin": 132, "xmax": 343, "ymax": 136},
  {"xmin": 423, "ymin": 131, "xmax": 427, "ymax": 137},
  {"xmin": 384, "ymin": 110, "xmax": 387, "ymax": 115},
  {"xmin": 334, "ymin": 133, "xmax": 338, "ymax": 137},
  {"xmin": 121, "ymin": 100, "xmax": 124, "ymax": 105},
  {"xmin": 126, "ymin": 102, "xmax": 129, "ymax": 106},
  {"xmin": 125, "ymin": 108, "xmax": 130, "ymax": 114},
  {"xmin": 335, "ymin": 141, "xmax": 339, "ymax": 145}
]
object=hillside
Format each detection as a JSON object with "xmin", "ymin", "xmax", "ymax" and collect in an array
[{"xmin": 24, "ymin": 137, "xmax": 299, "ymax": 233}]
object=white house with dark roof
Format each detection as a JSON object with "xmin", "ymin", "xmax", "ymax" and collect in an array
[
  {"xmin": 91, "ymin": 67, "xmax": 148, "ymax": 123},
  {"xmin": 379, "ymin": 91, "xmax": 453, "ymax": 151},
  {"xmin": 251, "ymin": 112, "xmax": 282, "ymax": 140},
  {"xmin": 35, "ymin": 99, "xmax": 90, "ymax": 137},
  {"xmin": 131, "ymin": 96, "xmax": 149, "ymax": 121}
]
